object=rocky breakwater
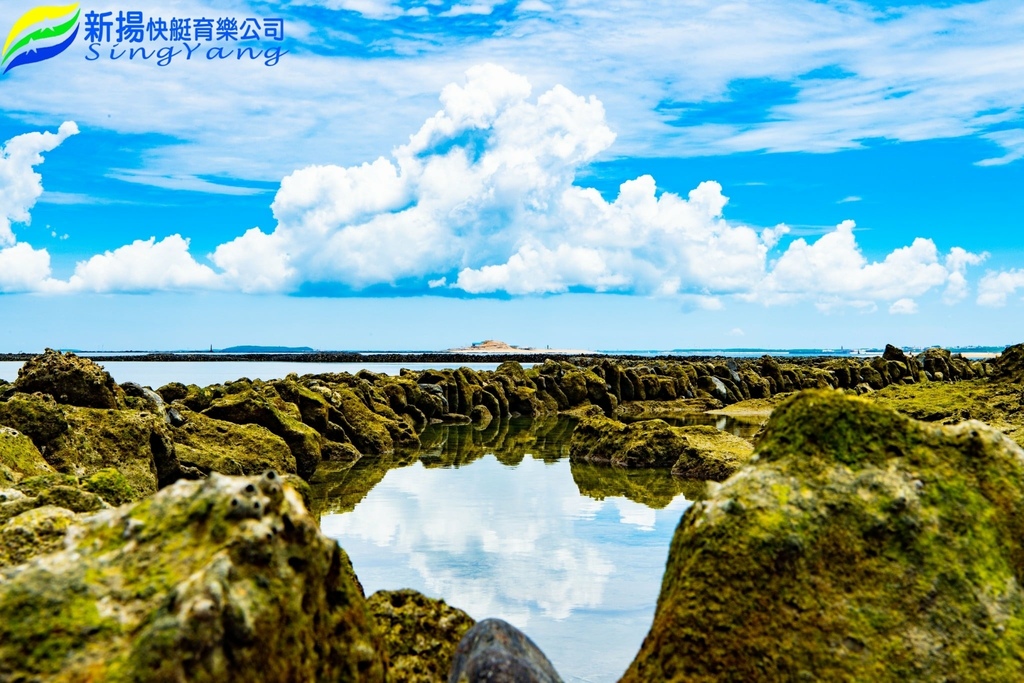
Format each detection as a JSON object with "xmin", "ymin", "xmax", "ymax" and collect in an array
[{"xmin": 622, "ymin": 390, "xmax": 1024, "ymax": 681}]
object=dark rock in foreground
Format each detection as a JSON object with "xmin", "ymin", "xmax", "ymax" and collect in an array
[
  {"xmin": 370, "ymin": 588, "xmax": 476, "ymax": 682},
  {"xmin": 0, "ymin": 471, "xmax": 386, "ymax": 682},
  {"xmin": 622, "ymin": 390, "xmax": 1024, "ymax": 682},
  {"xmin": 448, "ymin": 618, "xmax": 563, "ymax": 683}
]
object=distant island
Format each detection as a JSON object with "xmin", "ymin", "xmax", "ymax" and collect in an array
[{"xmin": 447, "ymin": 339, "xmax": 598, "ymax": 355}]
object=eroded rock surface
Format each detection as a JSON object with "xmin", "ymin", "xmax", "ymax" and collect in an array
[
  {"xmin": 0, "ymin": 471, "xmax": 386, "ymax": 682},
  {"xmin": 11, "ymin": 349, "xmax": 123, "ymax": 409},
  {"xmin": 569, "ymin": 416, "xmax": 753, "ymax": 479},
  {"xmin": 623, "ymin": 390, "xmax": 1024, "ymax": 682},
  {"xmin": 369, "ymin": 588, "xmax": 476, "ymax": 683}
]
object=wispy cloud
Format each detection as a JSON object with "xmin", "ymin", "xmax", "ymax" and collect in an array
[
  {"xmin": 837, "ymin": 195, "xmax": 862, "ymax": 204},
  {"xmin": 106, "ymin": 172, "xmax": 272, "ymax": 196},
  {"xmin": 3, "ymin": 0, "xmax": 1024, "ymax": 185}
]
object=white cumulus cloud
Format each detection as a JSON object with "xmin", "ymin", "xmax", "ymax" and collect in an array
[
  {"xmin": 57, "ymin": 236, "xmax": 222, "ymax": 294},
  {"xmin": 977, "ymin": 269, "xmax": 1024, "ymax": 307},
  {"xmin": 0, "ymin": 121, "xmax": 78, "ymax": 246},
  {"xmin": 0, "ymin": 73, "xmax": 989, "ymax": 308}
]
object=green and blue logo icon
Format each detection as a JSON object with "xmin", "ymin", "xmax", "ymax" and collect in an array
[{"xmin": 2, "ymin": 4, "xmax": 81, "ymax": 74}]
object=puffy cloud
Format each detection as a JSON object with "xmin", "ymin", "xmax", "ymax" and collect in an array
[
  {"xmin": 59, "ymin": 236, "xmax": 221, "ymax": 293},
  {"xmin": 977, "ymin": 269, "xmax": 1024, "ymax": 307},
  {"xmin": 0, "ymin": 243, "xmax": 54, "ymax": 293},
  {"xmin": 216, "ymin": 66, "xmax": 787, "ymax": 299},
  {"xmin": 0, "ymin": 121, "xmax": 78, "ymax": 246},
  {"xmin": 752, "ymin": 220, "xmax": 980, "ymax": 308},
  {"xmin": 0, "ymin": 73, "xmax": 988, "ymax": 308}
]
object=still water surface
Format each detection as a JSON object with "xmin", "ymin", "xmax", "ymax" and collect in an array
[{"xmin": 317, "ymin": 416, "xmax": 760, "ymax": 682}]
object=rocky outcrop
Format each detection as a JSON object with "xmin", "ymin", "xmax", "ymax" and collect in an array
[
  {"xmin": 569, "ymin": 416, "xmax": 687, "ymax": 468},
  {"xmin": 202, "ymin": 386, "xmax": 324, "ymax": 480},
  {"xmin": 669, "ymin": 425, "xmax": 755, "ymax": 480},
  {"xmin": 994, "ymin": 343, "xmax": 1024, "ymax": 383},
  {"xmin": 448, "ymin": 618, "xmax": 563, "ymax": 683},
  {"xmin": 0, "ymin": 426, "xmax": 54, "ymax": 486},
  {"xmin": 171, "ymin": 407, "xmax": 297, "ymax": 476},
  {"xmin": 369, "ymin": 588, "xmax": 476, "ymax": 682},
  {"xmin": 623, "ymin": 390, "xmax": 1024, "ymax": 682},
  {"xmin": 569, "ymin": 416, "xmax": 753, "ymax": 479},
  {"xmin": 0, "ymin": 471, "xmax": 387, "ymax": 682},
  {"xmin": 10, "ymin": 349, "xmax": 123, "ymax": 408}
]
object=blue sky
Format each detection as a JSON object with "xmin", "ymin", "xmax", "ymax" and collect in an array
[{"xmin": 0, "ymin": 0, "xmax": 1022, "ymax": 351}]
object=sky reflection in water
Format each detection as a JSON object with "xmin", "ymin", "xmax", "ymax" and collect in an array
[{"xmin": 318, "ymin": 417, "xmax": 756, "ymax": 682}]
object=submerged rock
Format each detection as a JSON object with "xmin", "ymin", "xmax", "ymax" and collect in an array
[
  {"xmin": 623, "ymin": 390, "xmax": 1024, "ymax": 682},
  {"xmin": 448, "ymin": 618, "xmax": 563, "ymax": 683},
  {"xmin": 12, "ymin": 349, "xmax": 122, "ymax": 409},
  {"xmin": 0, "ymin": 471, "xmax": 386, "ymax": 682},
  {"xmin": 369, "ymin": 588, "xmax": 476, "ymax": 683}
]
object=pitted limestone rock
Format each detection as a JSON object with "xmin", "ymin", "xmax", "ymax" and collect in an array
[{"xmin": 0, "ymin": 470, "xmax": 386, "ymax": 682}]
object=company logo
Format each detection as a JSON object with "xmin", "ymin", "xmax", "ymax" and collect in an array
[
  {"xmin": 2, "ymin": 4, "xmax": 81, "ymax": 74},
  {"xmin": 2, "ymin": 7, "xmax": 287, "ymax": 74}
]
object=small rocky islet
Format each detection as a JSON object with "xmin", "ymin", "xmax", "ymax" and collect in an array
[{"xmin": 1, "ymin": 345, "xmax": 1023, "ymax": 681}]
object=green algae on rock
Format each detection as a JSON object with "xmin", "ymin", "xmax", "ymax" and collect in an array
[
  {"xmin": 0, "ymin": 471, "xmax": 386, "ymax": 682},
  {"xmin": 0, "ymin": 392, "xmax": 70, "ymax": 455},
  {"xmin": 668, "ymin": 424, "xmax": 754, "ymax": 481},
  {"xmin": 569, "ymin": 416, "xmax": 686, "ymax": 468},
  {"xmin": 0, "ymin": 426, "xmax": 54, "ymax": 486},
  {"xmin": 43, "ymin": 406, "xmax": 173, "ymax": 500},
  {"xmin": 368, "ymin": 588, "xmax": 476, "ymax": 683},
  {"xmin": 623, "ymin": 389, "xmax": 1024, "ymax": 682},
  {"xmin": 202, "ymin": 387, "xmax": 324, "ymax": 480},
  {"xmin": 11, "ymin": 349, "xmax": 123, "ymax": 409},
  {"xmin": 170, "ymin": 407, "xmax": 297, "ymax": 477},
  {"xmin": 569, "ymin": 416, "xmax": 754, "ymax": 480}
]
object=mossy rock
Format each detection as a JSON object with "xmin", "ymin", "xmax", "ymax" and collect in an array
[
  {"xmin": 0, "ymin": 426, "xmax": 54, "ymax": 486},
  {"xmin": 624, "ymin": 389, "xmax": 1024, "ymax": 682},
  {"xmin": 329, "ymin": 386, "xmax": 396, "ymax": 456},
  {"xmin": 82, "ymin": 467, "xmax": 135, "ymax": 507},
  {"xmin": 202, "ymin": 389, "xmax": 322, "ymax": 480},
  {"xmin": 0, "ymin": 472, "xmax": 386, "ymax": 681},
  {"xmin": 368, "ymin": 588, "xmax": 476, "ymax": 682},
  {"xmin": 0, "ymin": 392, "xmax": 70, "ymax": 453},
  {"xmin": 156, "ymin": 382, "xmax": 189, "ymax": 403},
  {"xmin": 0, "ymin": 505, "xmax": 78, "ymax": 568},
  {"xmin": 44, "ymin": 406, "xmax": 166, "ymax": 500},
  {"xmin": 669, "ymin": 425, "xmax": 754, "ymax": 481},
  {"xmin": 13, "ymin": 349, "xmax": 122, "ymax": 409},
  {"xmin": 569, "ymin": 416, "xmax": 686, "ymax": 468},
  {"xmin": 271, "ymin": 379, "xmax": 330, "ymax": 432},
  {"xmin": 171, "ymin": 407, "xmax": 297, "ymax": 477}
]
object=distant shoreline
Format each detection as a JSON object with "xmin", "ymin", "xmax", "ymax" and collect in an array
[{"xmin": 0, "ymin": 349, "xmax": 1004, "ymax": 364}]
